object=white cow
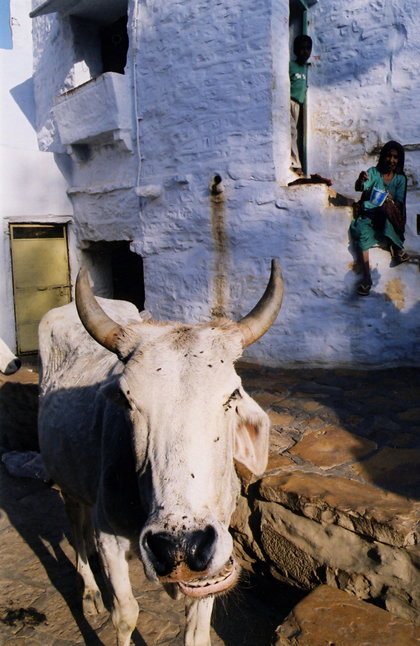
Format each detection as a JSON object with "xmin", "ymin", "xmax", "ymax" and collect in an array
[
  {"xmin": 38, "ymin": 260, "xmax": 283, "ymax": 646},
  {"xmin": 0, "ymin": 337, "xmax": 21, "ymax": 375}
]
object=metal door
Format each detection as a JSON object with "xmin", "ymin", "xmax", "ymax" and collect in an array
[{"xmin": 10, "ymin": 224, "xmax": 71, "ymax": 354}]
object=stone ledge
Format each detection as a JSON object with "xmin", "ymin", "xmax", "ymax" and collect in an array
[
  {"xmin": 231, "ymin": 467, "xmax": 420, "ymax": 625},
  {"xmin": 258, "ymin": 470, "xmax": 420, "ymax": 548}
]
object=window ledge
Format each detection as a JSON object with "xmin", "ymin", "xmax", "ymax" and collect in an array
[{"xmin": 53, "ymin": 72, "xmax": 133, "ymax": 151}]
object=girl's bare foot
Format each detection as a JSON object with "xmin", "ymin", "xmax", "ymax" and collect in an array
[{"xmin": 291, "ymin": 167, "xmax": 304, "ymax": 176}]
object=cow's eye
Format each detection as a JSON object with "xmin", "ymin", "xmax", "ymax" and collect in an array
[
  {"xmin": 224, "ymin": 389, "xmax": 241, "ymax": 409},
  {"xmin": 101, "ymin": 380, "xmax": 131, "ymax": 409}
]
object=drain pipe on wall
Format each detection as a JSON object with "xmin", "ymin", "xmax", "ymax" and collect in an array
[{"xmin": 132, "ymin": 0, "xmax": 142, "ymax": 190}]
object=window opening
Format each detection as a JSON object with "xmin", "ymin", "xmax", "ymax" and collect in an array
[
  {"xmin": 69, "ymin": 10, "xmax": 128, "ymax": 83},
  {"xmin": 100, "ymin": 15, "xmax": 129, "ymax": 75},
  {"xmin": 31, "ymin": 0, "xmax": 129, "ymax": 85}
]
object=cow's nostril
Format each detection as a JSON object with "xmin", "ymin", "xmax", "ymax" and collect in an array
[
  {"xmin": 144, "ymin": 526, "xmax": 217, "ymax": 577},
  {"xmin": 186, "ymin": 525, "xmax": 216, "ymax": 572},
  {"xmin": 144, "ymin": 531, "xmax": 177, "ymax": 577}
]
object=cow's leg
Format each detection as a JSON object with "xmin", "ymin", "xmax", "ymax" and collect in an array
[
  {"xmin": 62, "ymin": 492, "xmax": 105, "ymax": 615},
  {"xmin": 184, "ymin": 597, "xmax": 214, "ymax": 646},
  {"xmin": 97, "ymin": 532, "xmax": 139, "ymax": 646}
]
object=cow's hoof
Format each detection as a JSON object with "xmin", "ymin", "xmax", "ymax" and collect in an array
[{"xmin": 83, "ymin": 589, "xmax": 105, "ymax": 615}]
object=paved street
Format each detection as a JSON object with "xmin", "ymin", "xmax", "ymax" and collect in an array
[{"xmin": 0, "ymin": 464, "xmax": 306, "ymax": 646}]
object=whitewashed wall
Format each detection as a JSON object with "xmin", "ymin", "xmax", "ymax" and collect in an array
[
  {"xmin": 0, "ymin": 0, "xmax": 72, "ymax": 352},
  {"xmin": 308, "ymin": 0, "xmax": 420, "ymax": 198},
  {"xmin": 132, "ymin": 0, "xmax": 420, "ymax": 367},
  {"xmin": 304, "ymin": 0, "xmax": 420, "ymax": 367},
  {"xmin": 133, "ymin": 0, "xmax": 293, "ymax": 343},
  {"xmin": 30, "ymin": 0, "xmax": 420, "ymax": 367}
]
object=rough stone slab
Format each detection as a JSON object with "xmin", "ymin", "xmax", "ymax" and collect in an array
[
  {"xmin": 260, "ymin": 520, "xmax": 321, "ymax": 589},
  {"xmin": 259, "ymin": 470, "xmax": 420, "ymax": 546},
  {"xmin": 269, "ymin": 429, "xmax": 296, "ymax": 452},
  {"xmin": 265, "ymin": 454, "xmax": 296, "ymax": 473},
  {"xmin": 288, "ymin": 427, "xmax": 377, "ymax": 469},
  {"xmin": 300, "ymin": 417, "xmax": 326, "ymax": 433},
  {"xmin": 253, "ymin": 392, "xmax": 287, "ymax": 408},
  {"xmin": 399, "ymin": 407, "xmax": 420, "ymax": 422},
  {"xmin": 273, "ymin": 585, "xmax": 420, "ymax": 645},
  {"xmin": 258, "ymin": 500, "xmax": 420, "ymax": 620}
]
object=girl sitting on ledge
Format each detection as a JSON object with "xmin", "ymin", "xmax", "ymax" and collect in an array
[{"xmin": 350, "ymin": 140, "xmax": 409, "ymax": 296}]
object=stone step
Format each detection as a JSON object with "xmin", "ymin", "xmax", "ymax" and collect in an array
[
  {"xmin": 273, "ymin": 585, "xmax": 420, "ymax": 645},
  {"xmin": 258, "ymin": 469, "xmax": 420, "ymax": 548},
  {"xmin": 233, "ymin": 461, "xmax": 420, "ymax": 626}
]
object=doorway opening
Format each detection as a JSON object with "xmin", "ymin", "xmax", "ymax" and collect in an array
[
  {"xmin": 289, "ymin": 0, "xmax": 311, "ymax": 176},
  {"xmin": 82, "ymin": 241, "xmax": 145, "ymax": 312}
]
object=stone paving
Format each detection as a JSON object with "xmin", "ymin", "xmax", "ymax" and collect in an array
[
  {"xmin": 235, "ymin": 361, "xmax": 420, "ymax": 496},
  {"xmin": 1, "ymin": 361, "xmax": 420, "ymax": 644}
]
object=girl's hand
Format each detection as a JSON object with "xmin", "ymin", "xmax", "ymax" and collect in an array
[{"xmin": 355, "ymin": 171, "xmax": 369, "ymax": 191}]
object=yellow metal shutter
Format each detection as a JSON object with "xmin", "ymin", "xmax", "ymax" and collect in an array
[{"xmin": 10, "ymin": 224, "xmax": 71, "ymax": 354}]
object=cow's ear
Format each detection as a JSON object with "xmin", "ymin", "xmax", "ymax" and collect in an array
[
  {"xmin": 100, "ymin": 377, "xmax": 131, "ymax": 409},
  {"xmin": 233, "ymin": 394, "xmax": 269, "ymax": 476}
]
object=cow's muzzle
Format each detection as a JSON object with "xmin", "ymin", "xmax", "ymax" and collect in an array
[
  {"xmin": 143, "ymin": 526, "xmax": 216, "ymax": 578},
  {"xmin": 142, "ymin": 526, "xmax": 238, "ymax": 597}
]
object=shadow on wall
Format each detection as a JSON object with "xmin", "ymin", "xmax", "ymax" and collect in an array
[
  {"xmin": 311, "ymin": 13, "xmax": 407, "ymax": 86},
  {"xmin": 9, "ymin": 77, "xmax": 37, "ymax": 129},
  {"xmin": 346, "ymin": 230, "xmax": 420, "ymax": 292},
  {"xmin": 345, "ymin": 233, "xmax": 420, "ymax": 364}
]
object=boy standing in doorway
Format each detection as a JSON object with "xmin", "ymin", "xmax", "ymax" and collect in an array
[{"xmin": 289, "ymin": 35, "xmax": 312, "ymax": 176}]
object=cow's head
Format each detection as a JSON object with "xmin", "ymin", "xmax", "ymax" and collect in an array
[{"xmin": 75, "ymin": 261, "xmax": 283, "ymax": 598}]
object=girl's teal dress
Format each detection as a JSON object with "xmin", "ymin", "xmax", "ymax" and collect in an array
[{"xmin": 350, "ymin": 167, "xmax": 406, "ymax": 251}]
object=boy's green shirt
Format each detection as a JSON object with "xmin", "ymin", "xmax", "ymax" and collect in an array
[{"xmin": 289, "ymin": 60, "xmax": 308, "ymax": 105}]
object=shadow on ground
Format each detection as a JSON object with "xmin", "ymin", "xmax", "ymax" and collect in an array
[{"xmin": 0, "ymin": 462, "xmax": 305, "ymax": 646}]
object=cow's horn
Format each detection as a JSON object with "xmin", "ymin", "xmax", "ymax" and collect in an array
[
  {"xmin": 75, "ymin": 266, "xmax": 125, "ymax": 356},
  {"xmin": 237, "ymin": 259, "xmax": 283, "ymax": 348}
]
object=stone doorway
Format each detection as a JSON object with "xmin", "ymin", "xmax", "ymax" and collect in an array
[{"xmin": 82, "ymin": 241, "xmax": 145, "ymax": 312}]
